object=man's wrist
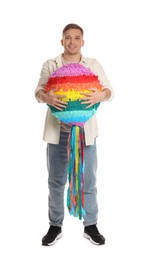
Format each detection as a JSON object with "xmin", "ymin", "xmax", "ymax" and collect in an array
[
  {"xmin": 102, "ymin": 88, "xmax": 111, "ymax": 101},
  {"xmin": 37, "ymin": 90, "xmax": 46, "ymax": 103}
]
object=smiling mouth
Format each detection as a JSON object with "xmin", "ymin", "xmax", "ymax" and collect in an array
[{"xmin": 68, "ymin": 46, "xmax": 77, "ymax": 50}]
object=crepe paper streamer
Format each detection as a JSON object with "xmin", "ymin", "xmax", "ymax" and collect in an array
[{"xmin": 45, "ymin": 63, "xmax": 102, "ymax": 219}]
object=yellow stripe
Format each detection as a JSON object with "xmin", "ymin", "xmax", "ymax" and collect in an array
[{"xmin": 55, "ymin": 89, "xmax": 91, "ymax": 102}]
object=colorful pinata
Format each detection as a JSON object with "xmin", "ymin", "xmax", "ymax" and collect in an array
[{"xmin": 45, "ymin": 63, "xmax": 102, "ymax": 219}]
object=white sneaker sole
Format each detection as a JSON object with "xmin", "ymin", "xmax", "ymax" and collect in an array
[
  {"xmin": 43, "ymin": 232, "xmax": 63, "ymax": 246},
  {"xmin": 83, "ymin": 232, "xmax": 104, "ymax": 245}
]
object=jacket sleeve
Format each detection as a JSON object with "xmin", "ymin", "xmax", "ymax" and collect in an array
[
  {"xmin": 91, "ymin": 59, "xmax": 114, "ymax": 101},
  {"xmin": 34, "ymin": 60, "xmax": 54, "ymax": 99}
]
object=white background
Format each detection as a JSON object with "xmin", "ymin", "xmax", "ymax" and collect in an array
[{"xmin": 0, "ymin": 0, "xmax": 148, "ymax": 259}]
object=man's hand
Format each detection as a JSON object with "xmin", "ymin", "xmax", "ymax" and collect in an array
[
  {"xmin": 38, "ymin": 89, "xmax": 67, "ymax": 110},
  {"xmin": 79, "ymin": 88, "xmax": 107, "ymax": 108}
]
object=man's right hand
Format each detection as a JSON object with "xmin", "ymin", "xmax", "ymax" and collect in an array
[{"xmin": 38, "ymin": 89, "xmax": 67, "ymax": 110}]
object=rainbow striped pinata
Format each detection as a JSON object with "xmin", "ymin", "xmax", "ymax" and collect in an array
[{"xmin": 45, "ymin": 63, "xmax": 102, "ymax": 220}]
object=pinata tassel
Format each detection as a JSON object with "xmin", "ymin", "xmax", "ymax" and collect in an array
[{"xmin": 67, "ymin": 126, "xmax": 86, "ymax": 220}]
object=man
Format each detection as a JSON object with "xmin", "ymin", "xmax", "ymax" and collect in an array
[{"xmin": 35, "ymin": 23, "xmax": 113, "ymax": 246}]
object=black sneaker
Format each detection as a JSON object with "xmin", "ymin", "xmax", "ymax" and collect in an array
[
  {"xmin": 84, "ymin": 224, "xmax": 105, "ymax": 245},
  {"xmin": 42, "ymin": 225, "xmax": 62, "ymax": 246}
]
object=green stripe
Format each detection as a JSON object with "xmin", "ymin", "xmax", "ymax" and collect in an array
[{"xmin": 47, "ymin": 101, "xmax": 100, "ymax": 112}]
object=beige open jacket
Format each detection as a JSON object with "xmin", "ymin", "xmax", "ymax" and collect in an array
[{"xmin": 35, "ymin": 54, "xmax": 113, "ymax": 145}]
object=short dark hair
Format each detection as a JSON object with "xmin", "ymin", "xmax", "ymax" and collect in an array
[{"xmin": 62, "ymin": 23, "xmax": 84, "ymax": 36}]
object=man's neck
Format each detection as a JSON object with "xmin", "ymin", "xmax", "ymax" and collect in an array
[{"xmin": 62, "ymin": 53, "xmax": 81, "ymax": 63}]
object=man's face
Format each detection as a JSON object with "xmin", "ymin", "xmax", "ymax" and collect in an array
[{"xmin": 61, "ymin": 28, "xmax": 84, "ymax": 55}]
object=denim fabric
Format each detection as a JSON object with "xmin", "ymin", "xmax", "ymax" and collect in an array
[{"xmin": 47, "ymin": 131, "xmax": 98, "ymax": 227}]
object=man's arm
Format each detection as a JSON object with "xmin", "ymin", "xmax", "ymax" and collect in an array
[
  {"xmin": 35, "ymin": 61, "xmax": 67, "ymax": 110},
  {"xmin": 92, "ymin": 59, "xmax": 114, "ymax": 101},
  {"xmin": 36, "ymin": 89, "xmax": 67, "ymax": 110},
  {"xmin": 80, "ymin": 87, "xmax": 112, "ymax": 108},
  {"xmin": 102, "ymin": 88, "xmax": 112, "ymax": 101}
]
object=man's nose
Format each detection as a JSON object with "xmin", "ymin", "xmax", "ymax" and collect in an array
[{"xmin": 69, "ymin": 38, "xmax": 74, "ymax": 44}]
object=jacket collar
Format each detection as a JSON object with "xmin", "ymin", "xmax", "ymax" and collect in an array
[{"xmin": 52, "ymin": 54, "xmax": 88, "ymax": 68}]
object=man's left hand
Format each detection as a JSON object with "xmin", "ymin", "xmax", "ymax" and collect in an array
[{"xmin": 80, "ymin": 88, "xmax": 108, "ymax": 108}]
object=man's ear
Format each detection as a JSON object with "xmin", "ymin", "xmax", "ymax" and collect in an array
[{"xmin": 61, "ymin": 39, "xmax": 63, "ymax": 46}]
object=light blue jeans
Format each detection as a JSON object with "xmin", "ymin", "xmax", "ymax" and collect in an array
[{"xmin": 47, "ymin": 131, "xmax": 98, "ymax": 227}]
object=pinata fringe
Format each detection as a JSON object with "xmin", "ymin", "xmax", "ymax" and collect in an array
[{"xmin": 67, "ymin": 126, "xmax": 86, "ymax": 220}]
